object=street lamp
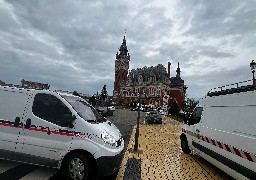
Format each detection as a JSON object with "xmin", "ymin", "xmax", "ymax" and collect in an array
[
  {"xmin": 134, "ymin": 87, "xmax": 141, "ymax": 151},
  {"xmin": 182, "ymin": 85, "xmax": 188, "ymax": 120},
  {"xmin": 250, "ymin": 60, "xmax": 256, "ymax": 86}
]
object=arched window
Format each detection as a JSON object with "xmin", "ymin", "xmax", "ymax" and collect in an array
[{"xmin": 157, "ymin": 87, "xmax": 161, "ymax": 95}]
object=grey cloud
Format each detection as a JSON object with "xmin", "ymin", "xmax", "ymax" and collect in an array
[
  {"xmin": 0, "ymin": 0, "xmax": 254, "ymax": 98},
  {"xmin": 180, "ymin": 0, "xmax": 256, "ymax": 38},
  {"xmin": 184, "ymin": 65, "xmax": 252, "ymax": 99},
  {"xmin": 128, "ymin": 6, "xmax": 173, "ymax": 42}
]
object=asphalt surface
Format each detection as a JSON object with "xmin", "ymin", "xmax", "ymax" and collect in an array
[{"xmin": 107, "ymin": 108, "xmax": 147, "ymax": 126}]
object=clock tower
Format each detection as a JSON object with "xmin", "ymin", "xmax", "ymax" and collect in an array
[{"xmin": 114, "ymin": 36, "xmax": 130, "ymax": 97}]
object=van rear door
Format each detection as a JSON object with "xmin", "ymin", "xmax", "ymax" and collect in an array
[{"xmin": 0, "ymin": 88, "xmax": 28, "ymax": 160}]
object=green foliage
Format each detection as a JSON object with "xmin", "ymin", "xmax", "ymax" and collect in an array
[
  {"xmin": 89, "ymin": 95, "xmax": 96, "ymax": 107},
  {"xmin": 169, "ymin": 114, "xmax": 184, "ymax": 122},
  {"xmin": 100, "ymin": 85, "xmax": 108, "ymax": 101},
  {"xmin": 169, "ymin": 101, "xmax": 179, "ymax": 115},
  {"xmin": 187, "ymin": 98, "xmax": 199, "ymax": 112}
]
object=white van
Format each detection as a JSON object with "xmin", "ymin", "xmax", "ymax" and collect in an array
[
  {"xmin": 180, "ymin": 84, "xmax": 256, "ymax": 180},
  {"xmin": 0, "ymin": 86, "xmax": 124, "ymax": 180}
]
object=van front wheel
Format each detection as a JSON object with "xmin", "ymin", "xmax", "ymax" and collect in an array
[
  {"xmin": 66, "ymin": 153, "xmax": 89, "ymax": 180},
  {"xmin": 181, "ymin": 137, "xmax": 191, "ymax": 154}
]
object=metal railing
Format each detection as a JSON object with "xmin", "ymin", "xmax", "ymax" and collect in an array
[{"xmin": 207, "ymin": 79, "xmax": 255, "ymax": 97}]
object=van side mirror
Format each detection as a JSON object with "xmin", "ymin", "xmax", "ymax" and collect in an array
[{"xmin": 62, "ymin": 114, "xmax": 76, "ymax": 128}]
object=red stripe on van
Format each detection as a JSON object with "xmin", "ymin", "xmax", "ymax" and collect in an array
[
  {"xmin": 29, "ymin": 127, "xmax": 48, "ymax": 133},
  {"xmin": 211, "ymin": 139, "xmax": 216, "ymax": 146},
  {"xmin": 0, "ymin": 122, "xmax": 14, "ymax": 127},
  {"xmin": 205, "ymin": 137, "xmax": 210, "ymax": 143},
  {"xmin": 244, "ymin": 152, "xmax": 253, "ymax": 162},
  {"xmin": 233, "ymin": 147, "xmax": 242, "ymax": 157},
  {"xmin": 28, "ymin": 127, "xmax": 76, "ymax": 137},
  {"xmin": 224, "ymin": 144, "xmax": 231, "ymax": 152},
  {"xmin": 184, "ymin": 129, "xmax": 256, "ymax": 164},
  {"xmin": 217, "ymin": 141, "xmax": 223, "ymax": 149},
  {"xmin": 50, "ymin": 130, "xmax": 75, "ymax": 137}
]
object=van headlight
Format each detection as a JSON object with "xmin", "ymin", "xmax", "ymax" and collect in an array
[{"xmin": 101, "ymin": 132, "xmax": 116, "ymax": 146}]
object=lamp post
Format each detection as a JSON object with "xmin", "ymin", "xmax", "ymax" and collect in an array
[
  {"xmin": 182, "ymin": 85, "xmax": 188, "ymax": 121},
  {"xmin": 134, "ymin": 87, "xmax": 141, "ymax": 151},
  {"xmin": 182, "ymin": 85, "xmax": 188, "ymax": 110},
  {"xmin": 250, "ymin": 60, "xmax": 256, "ymax": 86}
]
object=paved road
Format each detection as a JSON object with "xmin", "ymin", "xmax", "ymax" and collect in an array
[{"xmin": 107, "ymin": 108, "xmax": 147, "ymax": 125}]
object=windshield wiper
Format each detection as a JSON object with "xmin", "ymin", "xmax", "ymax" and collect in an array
[
  {"xmin": 87, "ymin": 120, "xmax": 98, "ymax": 124},
  {"xmin": 86, "ymin": 118, "xmax": 106, "ymax": 123}
]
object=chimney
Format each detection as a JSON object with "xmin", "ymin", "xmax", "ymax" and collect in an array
[{"xmin": 168, "ymin": 62, "xmax": 171, "ymax": 78}]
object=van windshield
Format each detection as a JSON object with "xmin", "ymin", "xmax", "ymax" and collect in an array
[{"xmin": 61, "ymin": 95, "xmax": 105, "ymax": 123}]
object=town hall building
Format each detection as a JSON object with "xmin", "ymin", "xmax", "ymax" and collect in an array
[{"xmin": 113, "ymin": 36, "xmax": 186, "ymax": 110}]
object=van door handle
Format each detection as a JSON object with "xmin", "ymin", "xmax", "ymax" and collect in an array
[
  {"xmin": 196, "ymin": 129, "xmax": 200, "ymax": 133},
  {"xmin": 25, "ymin": 118, "xmax": 31, "ymax": 129},
  {"xmin": 14, "ymin": 117, "xmax": 20, "ymax": 127}
]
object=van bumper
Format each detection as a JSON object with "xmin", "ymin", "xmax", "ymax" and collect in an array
[{"xmin": 96, "ymin": 150, "xmax": 124, "ymax": 177}]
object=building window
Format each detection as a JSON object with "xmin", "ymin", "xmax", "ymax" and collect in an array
[
  {"xmin": 149, "ymin": 99, "xmax": 153, "ymax": 104},
  {"xmin": 152, "ymin": 76, "xmax": 156, "ymax": 83},
  {"xmin": 150, "ymin": 87, "xmax": 154, "ymax": 95},
  {"xmin": 157, "ymin": 87, "xmax": 161, "ymax": 96}
]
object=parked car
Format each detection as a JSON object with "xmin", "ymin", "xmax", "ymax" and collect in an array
[
  {"xmin": 96, "ymin": 106, "xmax": 113, "ymax": 116},
  {"xmin": 159, "ymin": 109, "xmax": 166, "ymax": 115},
  {"xmin": 108, "ymin": 106, "xmax": 115, "ymax": 111},
  {"xmin": 0, "ymin": 86, "xmax": 124, "ymax": 180},
  {"xmin": 130, "ymin": 106, "xmax": 138, "ymax": 111},
  {"xmin": 131, "ymin": 105, "xmax": 146, "ymax": 111},
  {"xmin": 145, "ymin": 111, "xmax": 163, "ymax": 124}
]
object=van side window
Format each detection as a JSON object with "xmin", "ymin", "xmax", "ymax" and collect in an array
[
  {"xmin": 190, "ymin": 107, "xmax": 203, "ymax": 125},
  {"xmin": 32, "ymin": 93, "xmax": 72, "ymax": 126}
]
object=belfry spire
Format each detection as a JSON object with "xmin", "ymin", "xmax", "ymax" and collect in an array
[
  {"xmin": 176, "ymin": 62, "xmax": 181, "ymax": 77},
  {"xmin": 116, "ymin": 35, "xmax": 130, "ymax": 60}
]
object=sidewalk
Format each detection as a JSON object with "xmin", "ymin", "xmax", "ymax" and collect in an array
[{"xmin": 116, "ymin": 116, "xmax": 232, "ymax": 180}]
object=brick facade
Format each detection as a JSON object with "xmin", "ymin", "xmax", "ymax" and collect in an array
[{"xmin": 113, "ymin": 36, "xmax": 186, "ymax": 110}]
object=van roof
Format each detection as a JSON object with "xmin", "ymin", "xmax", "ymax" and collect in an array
[
  {"xmin": 207, "ymin": 79, "xmax": 256, "ymax": 97},
  {"xmin": 0, "ymin": 85, "xmax": 52, "ymax": 94}
]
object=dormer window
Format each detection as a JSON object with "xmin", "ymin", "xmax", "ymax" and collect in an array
[
  {"xmin": 152, "ymin": 76, "xmax": 156, "ymax": 83},
  {"xmin": 138, "ymin": 75, "xmax": 143, "ymax": 83},
  {"xmin": 157, "ymin": 87, "xmax": 161, "ymax": 95}
]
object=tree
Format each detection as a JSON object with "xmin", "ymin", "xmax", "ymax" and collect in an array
[
  {"xmin": 100, "ymin": 85, "xmax": 108, "ymax": 105},
  {"xmin": 89, "ymin": 95, "xmax": 96, "ymax": 107},
  {"xmin": 187, "ymin": 98, "xmax": 199, "ymax": 112},
  {"xmin": 169, "ymin": 101, "xmax": 179, "ymax": 115}
]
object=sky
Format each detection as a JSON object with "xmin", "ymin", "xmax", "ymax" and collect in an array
[{"xmin": 0, "ymin": 0, "xmax": 255, "ymax": 99}]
